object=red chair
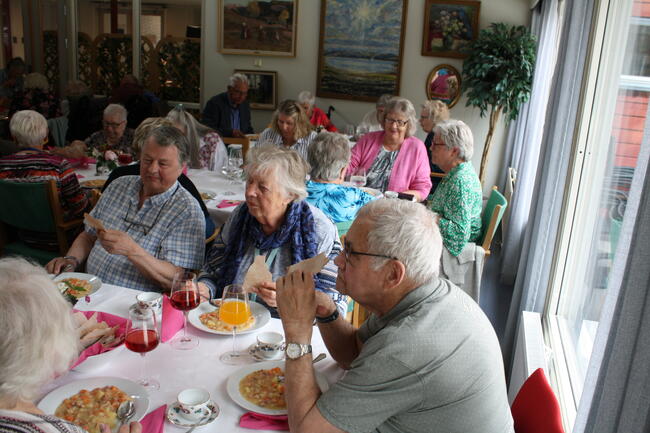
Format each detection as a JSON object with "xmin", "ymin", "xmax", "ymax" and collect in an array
[{"xmin": 511, "ymin": 368, "xmax": 565, "ymax": 433}]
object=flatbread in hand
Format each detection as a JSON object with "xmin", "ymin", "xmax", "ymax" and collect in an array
[
  {"xmin": 84, "ymin": 213, "xmax": 105, "ymax": 232},
  {"xmin": 242, "ymin": 255, "xmax": 273, "ymax": 291},
  {"xmin": 286, "ymin": 253, "xmax": 328, "ymax": 275}
]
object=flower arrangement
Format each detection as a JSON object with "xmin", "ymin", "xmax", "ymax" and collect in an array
[
  {"xmin": 93, "ymin": 148, "xmax": 119, "ymax": 175},
  {"xmin": 434, "ymin": 10, "xmax": 467, "ymax": 49}
]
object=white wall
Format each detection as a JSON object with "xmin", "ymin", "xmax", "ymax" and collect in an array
[{"xmin": 202, "ymin": 0, "xmax": 530, "ymax": 193}]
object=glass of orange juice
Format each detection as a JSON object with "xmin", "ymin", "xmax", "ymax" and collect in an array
[{"xmin": 219, "ymin": 284, "xmax": 251, "ymax": 364}]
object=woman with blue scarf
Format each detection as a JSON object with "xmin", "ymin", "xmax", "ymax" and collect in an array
[{"xmin": 198, "ymin": 146, "xmax": 347, "ymax": 317}]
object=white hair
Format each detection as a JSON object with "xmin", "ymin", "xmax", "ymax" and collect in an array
[
  {"xmin": 0, "ymin": 258, "xmax": 79, "ymax": 403},
  {"xmin": 308, "ymin": 132, "xmax": 350, "ymax": 181},
  {"xmin": 229, "ymin": 73, "xmax": 249, "ymax": 88},
  {"xmin": 357, "ymin": 199, "xmax": 442, "ymax": 285},
  {"xmin": 104, "ymin": 103, "xmax": 127, "ymax": 121},
  {"xmin": 166, "ymin": 105, "xmax": 215, "ymax": 168},
  {"xmin": 433, "ymin": 119, "xmax": 474, "ymax": 161},
  {"xmin": 9, "ymin": 110, "xmax": 48, "ymax": 148},
  {"xmin": 297, "ymin": 90, "xmax": 316, "ymax": 107},
  {"xmin": 381, "ymin": 97, "xmax": 418, "ymax": 137},
  {"xmin": 246, "ymin": 145, "xmax": 309, "ymax": 202},
  {"xmin": 376, "ymin": 94, "xmax": 394, "ymax": 109}
]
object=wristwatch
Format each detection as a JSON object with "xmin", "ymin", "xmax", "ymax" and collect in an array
[{"xmin": 285, "ymin": 343, "xmax": 312, "ymax": 360}]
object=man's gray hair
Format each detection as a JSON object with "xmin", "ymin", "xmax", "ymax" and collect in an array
[
  {"xmin": 376, "ymin": 94, "xmax": 394, "ymax": 109},
  {"xmin": 0, "ymin": 257, "xmax": 79, "ymax": 402},
  {"xmin": 358, "ymin": 199, "xmax": 442, "ymax": 285},
  {"xmin": 229, "ymin": 73, "xmax": 249, "ymax": 88},
  {"xmin": 104, "ymin": 103, "xmax": 127, "ymax": 121},
  {"xmin": 246, "ymin": 146, "xmax": 309, "ymax": 202},
  {"xmin": 308, "ymin": 132, "xmax": 350, "ymax": 181},
  {"xmin": 297, "ymin": 90, "xmax": 316, "ymax": 107},
  {"xmin": 380, "ymin": 97, "xmax": 418, "ymax": 137},
  {"xmin": 142, "ymin": 125, "xmax": 190, "ymax": 165},
  {"xmin": 9, "ymin": 110, "xmax": 47, "ymax": 148},
  {"xmin": 433, "ymin": 119, "xmax": 474, "ymax": 161}
]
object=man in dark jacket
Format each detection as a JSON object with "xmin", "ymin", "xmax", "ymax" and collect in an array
[{"xmin": 202, "ymin": 73, "xmax": 254, "ymax": 138}]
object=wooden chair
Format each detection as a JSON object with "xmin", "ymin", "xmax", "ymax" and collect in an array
[
  {"xmin": 479, "ymin": 186, "xmax": 508, "ymax": 257},
  {"xmin": 0, "ymin": 179, "xmax": 83, "ymax": 265},
  {"xmin": 222, "ymin": 137, "xmax": 250, "ymax": 160}
]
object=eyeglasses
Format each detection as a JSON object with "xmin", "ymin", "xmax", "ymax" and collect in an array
[
  {"xmin": 103, "ymin": 120, "xmax": 125, "ymax": 128},
  {"xmin": 384, "ymin": 118, "xmax": 408, "ymax": 127},
  {"xmin": 432, "ymin": 140, "xmax": 447, "ymax": 147},
  {"xmin": 343, "ymin": 240, "xmax": 397, "ymax": 263}
]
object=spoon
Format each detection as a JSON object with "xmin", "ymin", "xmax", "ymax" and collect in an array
[
  {"xmin": 116, "ymin": 400, "xmax": 135, "ymax": 430},
  {"xmin": 312, "ymin": 353, "xmax": 326, "ymax": 364}
]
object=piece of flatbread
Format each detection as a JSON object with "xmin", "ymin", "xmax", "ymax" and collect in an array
[
  {"xmin": 286, "ymin": 253, "xmax": 329, "ymax": 275},
  {"xmin": 242, "ymin": 255, "xmax": 273, "ymax": 291},
  {"xmin": 84, "ymin": 213, "xmax": 105, "ymax": 232}
]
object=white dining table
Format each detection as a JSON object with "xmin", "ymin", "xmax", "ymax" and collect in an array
[
  {"xmin": 75, "ymin": 164, "xmax": 245, "ymax": 225},
  {"xmin": 38, "ymin": 284, "xmax": 345, "ymax": 433}
]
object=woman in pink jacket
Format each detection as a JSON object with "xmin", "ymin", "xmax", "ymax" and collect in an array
[{"xmin": 348, "ymin": 97, "xmax": 432, "ymax": 201}]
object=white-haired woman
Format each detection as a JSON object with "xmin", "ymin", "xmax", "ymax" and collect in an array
[
  {"xmin": 166, "ymin": 104, "xmax": 227, "ymax": 171},
  {"xmin": 306, "ymin": 132, "xmax": 375, "ymax": 224},
  {"xmin": 198, "ymin": 146, "xmax": 347, "ymax": 317},
  {"xmin": 429, "ymin": 120, "xmax": 482, "ymax": 257},
  {"xmin": 421, "ymin": 99, "xmax": 450, "ymax": 194},
  {"xmin": 297, "ymin": 91, "xmax": 337, "ymax": 132},
  {"xmin": 9, "ymin": 72, "xmax": 61, "ymax": 119},
  {"xmin": 0, "ymin": 257, "xmax": 142, "ymax": 433},
  {"xmin": 348, "ymin": 97, "xmax": 432, "ymax": 201},
  {"xmin": 258, "ymin": 99, "xmax": 316, "ymax": 161}
]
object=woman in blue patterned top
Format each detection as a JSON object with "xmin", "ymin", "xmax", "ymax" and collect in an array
[
  {"xmin": 306, "ymin": 132, "xmax": 376, "ymax": 224},
  {"xmin": 429, "ymin": 120, "xmax": 482, "ymax": 256}
]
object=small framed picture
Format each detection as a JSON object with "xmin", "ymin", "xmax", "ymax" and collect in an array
[
  {"xmin": 422, "ymin": 0, "xmax": 480, "ymax": 59},
  {"xmin": 234, "ymin": 69, "xmax": 278, "ymax": 110}
]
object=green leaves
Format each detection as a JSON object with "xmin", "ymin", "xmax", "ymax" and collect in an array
[{"xmin": 462, "ymin": 23, "xmax": 537, "ymax": 121}]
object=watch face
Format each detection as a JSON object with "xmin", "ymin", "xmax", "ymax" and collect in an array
[{"xmin": 286, "ymin": 344, "xmax": 301, "ymax": 359}]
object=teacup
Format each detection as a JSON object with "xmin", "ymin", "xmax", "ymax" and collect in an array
[
  {"xmin": 256, "ymin": 331, "xmax": 284, "ymax": 359},
  {"xmin": 136, "ymin": 292, "xmax": 163, "ymax": 316},
  {"xmin": 177, "ymin": 388, "xmax": 211, "ymax": 422}
]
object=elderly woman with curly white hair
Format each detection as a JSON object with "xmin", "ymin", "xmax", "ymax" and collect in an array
[
  {"xmin": 198, "ymin": 146, "xmax": 347, "ymax": 318},
  {"xmin": 0, "ymin": 257, "xmax": 141, "ymax": 433},
  {"xmin": 429, "ymin": 120, "xmax": 482, "ymax": 257},
  {"xmin": 348, "ymin": 97, "xmax": 432, "ymax": 201}
]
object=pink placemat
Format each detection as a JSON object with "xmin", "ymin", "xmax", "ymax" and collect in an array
[
  {"xmin": 239, "ymin": 413, "xmax": 289, "ymax": 430},
  {"xmin": 161, "ymin": 295, "xmax": 184, "ymax": 342},
  {"xmin": 216, "ymin": 199, "xmax": 242, "ymax": 208},
  {"xmin": 71, "ymin": 310, "xmax": 127, "ymax": 369},
  {"xmin": 140, "ymin": 404, "xmax": 166, "ymax": 433}
]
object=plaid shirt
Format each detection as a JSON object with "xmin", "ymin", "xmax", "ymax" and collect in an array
[{"xmin": 86, "ymin": 176, "xmax": 205, "ymax": 291}]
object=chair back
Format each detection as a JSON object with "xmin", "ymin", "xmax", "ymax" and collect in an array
[
  {"xmin": 511, "ymin": 368, "xmax": 565, "ymax": 433},
  {"xmin": 223, "ymin": 137, "xmax": 250, "ymax": 161},
  {"xmin": 0, "ymin": 180, "xmax": 58, "ymax": 232},
  {"xmin": 479, "ymin": 186, "xmax": 507, "ymax": 256}
]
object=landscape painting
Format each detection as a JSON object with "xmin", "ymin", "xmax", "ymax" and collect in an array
[
  {"xmin": 218, "ymin": 0, "xmax": 298, "ymax": 57},
  {"xmin": 316, "ymin": 0, "xmax": 408, "ymax": 101}
]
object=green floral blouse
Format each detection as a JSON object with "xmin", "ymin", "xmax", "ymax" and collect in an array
[{"xmin": 429, "ymin": 162, "xmax": 482, "ymax": 256}]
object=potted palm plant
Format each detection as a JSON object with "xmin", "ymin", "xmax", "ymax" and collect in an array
[{"xmin": 462, "ymin": 23, "xmax": 536, "ymax": 184}]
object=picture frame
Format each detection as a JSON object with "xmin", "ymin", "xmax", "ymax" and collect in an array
[
  {"xmin": 234, "ymin": 69, "xmax": 278, "ymax": 110},
  {"xmin": 426, "ymin": 64, "xmax": 461, "ymax": 108},
  {"xmin": 421, "ymin": 0, "xmax": 480, "ymax": 59},
  {"xmin": 316, "ymin": 0, "xmax": 408, "ymax": 102},
  {"xmin": 218, "ymin": 0, "xmax": 298, "ymax": 57}
]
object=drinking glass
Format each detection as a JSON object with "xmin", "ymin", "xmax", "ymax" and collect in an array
[
  {"xmin": 125, "ymin": 306, "xmax": 160, "ymax": 390},
  {"xmin": 350, "ymin": 167, "xmax": 367, "ymax": 188},
  {"xmin": 219, "ymin": 284, "xmax": 251, "ymax": 364},
  {"xmin": 169, "ymin": 270, "xmax": 201, "ymax": 350}
]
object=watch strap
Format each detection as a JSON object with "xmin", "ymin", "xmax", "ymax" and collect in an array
[{"xmin": 316, "ymin": 308, "xmax": 339, "ymax": 323}]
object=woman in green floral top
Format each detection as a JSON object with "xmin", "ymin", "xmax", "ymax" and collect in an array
[{"xmin": 429, "ymin": 120, "xmax": 482, "ymax": 256}]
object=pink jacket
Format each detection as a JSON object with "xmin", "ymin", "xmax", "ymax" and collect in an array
[{"xmin": 348, "ymin": 131, "xmax": 432, "ymax": 200}]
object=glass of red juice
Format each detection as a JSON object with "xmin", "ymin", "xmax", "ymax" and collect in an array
[
  {"xmin": 169, "ymin": 270, "xmax": 201, "ymax": 350},
  {"xmin": 125, "ymin": 306, "xmax": 160, "ymax": 390}
]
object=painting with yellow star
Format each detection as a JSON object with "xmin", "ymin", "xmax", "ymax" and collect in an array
[{"xmin": 316, "ymin": 0, "xmax": 408, "ymax": 101}]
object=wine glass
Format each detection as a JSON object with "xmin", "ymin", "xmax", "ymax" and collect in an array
[
  {"xmin": 219, "ymin": 284, "xmax": 251, "ymax": 364},
  {"xmin": 169, "ymin": 270, "xmax": 201, "ymax": 350},
  {"xmin": 125, "ymin": 306, "xmax": 160, "ymax": 390},
  {"xmin": 350, "ymin": 167, "xmax": 367, "ymax": 188},
  {"xmin": 227, "ymin": 146, "xmax": 244, "ymax": 183}
]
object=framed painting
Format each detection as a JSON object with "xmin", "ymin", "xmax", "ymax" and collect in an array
[
  {"xmin": 234, "ymin": 69, "xmax": 278, "ymax": 110},
  {"xmin": 316, "ymin": 0, "xmax": 408, "ymax": 102},
  {"xmin": 426, "ymin": 64, "xmax": 461, "ymax": 108},
  {"xmin": 218, "ymin": 0, "xmax": 298, "ymax": 57},
  {"xmin": 422, "ymin": 0, "xmax": 480, "ymax": 59}
]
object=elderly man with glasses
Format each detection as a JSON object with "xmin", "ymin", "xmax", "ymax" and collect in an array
[
  {"xmin": 202, "ymin": 73, "xmax": 254, "ymax": 138},
  {"xmin": 275, "ymin": 199, "xmax": 513, "ymax": 433},
  {"xmin": 68, "ymin": 103, "xmax": 135, "ymax": 156},
  {"xmin": 47, "ymin": 125, "xmax": 205, "ymax": 294}
]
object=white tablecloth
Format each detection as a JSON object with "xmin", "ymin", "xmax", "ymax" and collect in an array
[{"xmin": 38, "ymin": 284, "xmax": 344, "ymax": 433}]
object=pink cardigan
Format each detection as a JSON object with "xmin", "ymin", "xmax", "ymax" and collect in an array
[{"xmin": 348, "ymin": 131, "xmax": 432, "ymax": 200}]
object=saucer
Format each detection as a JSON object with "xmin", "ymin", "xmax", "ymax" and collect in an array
[
  {"xmin": 248, "ymin": 343, "xmax": 284, "ymax": 362},
  {"xmin": 166, "ymin": 400, "xmax": 219, "ymax": 427}
]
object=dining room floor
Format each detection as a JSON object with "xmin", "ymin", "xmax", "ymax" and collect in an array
[{"xmin": 478, "ymin": 241, "xmax": 514, "ymax": 343}]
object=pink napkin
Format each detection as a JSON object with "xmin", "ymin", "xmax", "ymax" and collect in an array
[
  {"xmin": 239, "ymin": 413, "xmax": 289, "ymax": 430},
  {"xmin": 76, "ymin": 174, "xmax": 85, "ymax": 179},
  {"xmin": 71, "ymin": 310, "xmax": 127, "ymax": 369},
  {"xmin": 161, "ymin": 294, "xmax": 184, "ymax": 342},
  {"xmin": 140, "ymin": 404, "xmax": 166, "ymax": 433},
  {"xmin": 217, "ymin": 199, "xmax": 242, "ymax": 208}
]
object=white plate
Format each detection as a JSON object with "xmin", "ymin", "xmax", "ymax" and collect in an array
[
  {"xmin": 187, "ymin": 301, "xmax": 271, "ymax": 335},
  {"xmin": 72, "ymin": 345, "xmax": 126, "ymax": 373},
  {"xmin": 199, "ymin": 190, "xmax": 216, "ymax": 200},
  {"xmin": 54, "ymin": 272, "xmax": 102, "ymax": 297},
  {"xmin": 38, "ymin": 377, "xmax": 150, "ymax": 429},
  {"xmin": 226, "ymin": 360, "xmax": 330, "ymax": 415}
]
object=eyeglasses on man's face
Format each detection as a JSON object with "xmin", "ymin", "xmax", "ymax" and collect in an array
[
  {"xmin": 342, "ymin": 240, "xmax": 397, "ymax": 263},
  {"xmin": 384, "ymin": 117, "xmax": 408, "ymax": 127},
  {"xmin": 103, "ymin": 120, "xmax": 125, "ymax": 128}
]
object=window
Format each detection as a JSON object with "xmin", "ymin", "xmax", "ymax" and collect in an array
[{"xmin": 546, "ymin": 0, "xmax": 649, "ymax": 429}]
